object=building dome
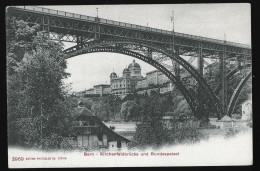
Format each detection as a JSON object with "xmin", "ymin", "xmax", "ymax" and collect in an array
[
  {"xmin": 123, "ymin": 68, "xmax": 130, "ymax": 73},
  {"xmin": 128, "ymin": 59, "xmax": 140, "ymax": 69},
  {"xmin": 110, "ymin": 72, "xmax": 117, "ymax": 78}
]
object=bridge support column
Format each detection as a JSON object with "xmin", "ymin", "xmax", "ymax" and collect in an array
[
  {"xmin": 94, "ymin": 18, "xmax": 101, "ymax": 40},
  {"xmin": 170, "ymin": 31, "xmax": 180, "ymax": 78},
  {"xmin": 174, "ymin": 48, "xmax": 180, "ymax": 78},
  {"xmin": 197, "ymin": 43, "xmax": 210, "ymax": 126},
  {"xmin": 171, "ymin": 46, "xmax": 180, "ymax": 78},
  {"xmin": 197, "ymin": 43, "xmax": 204, "ymax": 75},
  {"xmin": 41, "ymin": 16, "xmax": 50, "ymax": 39},
  {"xmin": 237, "ymin": 57, "xmax": 243, "ymax": 70},
  {"xmin": 197, "ymin": 44, "xmax": 204, "ymax": 103},
  {"xmin": 241, "ymin": 53, "xmax": 249, "ymax": 77},
  {"xmin": 220, "ymin": 44, "xmax": 227, "ymax": 117},
  {"xmin": 147, "ymin": 48, "xmax": 152, "ymax": 58},
  {"xmin": 76, "ymin": 35, "xmax": 83, "ymax": 49}
]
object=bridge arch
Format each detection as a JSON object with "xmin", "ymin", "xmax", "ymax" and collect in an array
[
  {"xmin": 64, "ymin": 38, "xmax": 221, "ymax": 117},
  {"xmin": 226, "ymin": 71, "xmax": 252, "ymax": 116},
  {"xmin": 214, "ymin": 68, "xmax": 240, "ymax": 94},
  {"xmin": 65, "ymin": 46, "xmax": 199, "ymax": 115}
]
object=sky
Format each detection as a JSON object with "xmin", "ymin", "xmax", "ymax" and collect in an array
[{"xmin": 38, "ymin": 4, "xmax": 251, "ymax": 92}]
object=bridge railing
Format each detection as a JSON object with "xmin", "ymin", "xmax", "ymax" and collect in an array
[{"xmin": 13, "ymin": 6, "xmax": 251, "ymax": 49}]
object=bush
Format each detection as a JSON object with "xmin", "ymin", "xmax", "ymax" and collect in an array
[
  {"xmin": 60, "ymin": 137, "xmax": 77, "ymax": 150},
  {"xmin": 225, "ymin": 128, "xmax": 240, "ymax": 139},
  {"xmin": 16, "ymin": 118, "xmax": 41, "ymax": 148},
  {"xmin": 169, "ymin": 127, "xmax": 208, "ymax": 144},
  {"xmin": 41, "ymin": 134, "xmax": 63, "ymax": 150}
]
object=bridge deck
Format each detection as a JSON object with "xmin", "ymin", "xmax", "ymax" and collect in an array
[
  {"xmin": 10, "ymin": 6, "xmax": 250, "ymax": 49},
  {"xmin": 7, "ymin": 6, "xmax": 251, "ymax": 58}
]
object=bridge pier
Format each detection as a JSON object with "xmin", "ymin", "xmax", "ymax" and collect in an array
[
  {"xmin": 197, "ymin": 43, "xmax": 210, "ymax": 126},
  {"xmin": 220, "ymin": 43, "xmax": 227, "ymax": 117},
  {"xmin": 197, "ymin": 43, "xmax": 204, "ymax": 75},
  {"xmin": 173, "ymin": 48, "xmax": 180, "ymax": 78}
]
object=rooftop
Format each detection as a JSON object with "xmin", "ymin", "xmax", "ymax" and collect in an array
[
  {"xmin": 73, "ymin": 107, "xmax": 95, "ymax": 117},
  {"xmin": 93, "ymin": 84, "xmax": 110, "ymax": 87},
  {"xmin": 146, "ymin": 70, "xmax": 161, "ymax": 75},
  {"xmin": 128, "ymin": 59, "xmax": 140, "ymax": 69},
  {"xmin": 73, "ymin": 107, "xmax": 130, "ymax": 142},
  {"xmin": 86, "ymin": 88, "xmax": 94, "ymax": 91}
]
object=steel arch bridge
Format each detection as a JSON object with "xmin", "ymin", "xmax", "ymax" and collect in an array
[
  {"xmin": 63, "ymin": 38, "xmax": 221, "ymax": 117},
  {"xmin": 6, "ymin": 6, "xmax": 252, "ymax": 119},
  {"xmin": 65, "ymin": 45, "xmax": 199, "ymax": 115}
]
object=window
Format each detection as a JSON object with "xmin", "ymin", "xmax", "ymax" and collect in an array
[
  {"xmin": 97, "ymin": 131, "xmax": 103, "ymax": 141},
  {"xmin": 117, "ymin": 141, "xmax": 122, "ymax": 148}
]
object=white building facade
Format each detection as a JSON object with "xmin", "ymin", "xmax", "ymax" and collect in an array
[{"xmin": 241, "ymin": 100, "xmax": 252, "ymax": 120}]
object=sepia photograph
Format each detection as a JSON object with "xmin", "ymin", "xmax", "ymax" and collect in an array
[{"xmin": 6, "ymin": 3, "xmax": 252, "ymax": 168}]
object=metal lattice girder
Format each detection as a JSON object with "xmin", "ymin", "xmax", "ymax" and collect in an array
[
  {"xmin": 64, "ymin": 38, "xmax": 221, "ymax": 117},
  {"xmin": 49, "ymin": 32, "xmax": 78, "ymax": 42},
  {"xmin": 226, "ymin": 72, "xmax": 252, "ymax": 116},
  {"xmin": 7, "ymin": 6, "xmax": 251, "ymax": 59}
]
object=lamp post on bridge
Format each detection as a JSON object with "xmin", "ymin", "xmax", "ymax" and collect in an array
[{"xmin": 94, "ymin": 7, "xmax": 100, "ymax": 40}]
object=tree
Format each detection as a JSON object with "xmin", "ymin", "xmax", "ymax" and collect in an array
[
  {"xmin": 120, "ymin": 100, "xmax": 138, "ymax": 121},
  {"xmin": 6, "ymin": 17, "xmax": 39, "ymax": 76},
  {"xmin": 132, "ymin": 95, "xmax": 169, "ymax": 149},
  {"xmin": 174, "ymin": 99, "xmax": 192, "ymax": 117},
  {"xmin": 7, "ymin": 18, "xmax": 73, "ymax": 149},
  {"xmin": 204, "ymin": 61, "xmax": 252, "ymax": 117},
  {"xmin": 172, "ymin": 95, "xmax": 184, "ymax": 111},
  {"xmin": 78, "ymin": 97, "xmax": 94, "ymax": 110}
]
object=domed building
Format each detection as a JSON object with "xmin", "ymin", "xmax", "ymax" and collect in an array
[
  {"xmin": 85, "ymin": 59, "xmax": 174, "ymax": 97},
  {"xmin": 110, "ymin": 60, "xmax": 143, "ymax": 97},
  {"xmin": 110, "ymin": 72, "xmax": 117, "ymax": 79},
  {"xmin": 123, "ymin": 68, "xmax": 131, "ymax": 77},
  {"xmin": 128, "ymin": 59, "xmax": 142, "ymax": 78}
]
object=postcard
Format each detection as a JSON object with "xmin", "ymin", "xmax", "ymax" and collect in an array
[{"xmin": 7, "ymin": 4, "xmax": 252, "ymax": 168}]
